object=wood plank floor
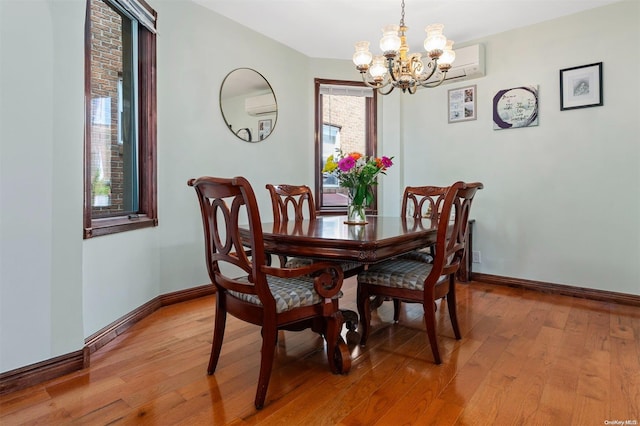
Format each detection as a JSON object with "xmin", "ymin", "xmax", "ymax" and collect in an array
[{"xmin": 1, "ymin": 279, "xmax": 639, "ymax": 425}]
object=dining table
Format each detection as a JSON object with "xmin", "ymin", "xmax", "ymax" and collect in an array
[
  {"xmin": 240, "ymin": 214, "xmax": 439, "ymax": 337},
  {"xmin": 253, "ymin": 215, "xmax": 438, "ymax": 265},
  {"xmin": 248, "ymin": 214, "xmax": 474, "ymax": 281}
]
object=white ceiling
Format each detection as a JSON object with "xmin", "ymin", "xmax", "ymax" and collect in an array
[{"xmin": 192, "ymin": 0, "xmax": 620, "ymax": 60}]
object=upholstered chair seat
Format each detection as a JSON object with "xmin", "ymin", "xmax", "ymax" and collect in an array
[
  {"xmin": 397, "ymin": 249, "xmax": 434, "ymax": 264},
  {"xmin": 284, "ymin": 257, "xmax": 362, "ymax": 276},
  {"xmin": 229, "ymin": 275, "xmax": 343, "ymax": 313},
  {"xmin": 357, "ymin": 258, "xmax": 447, "ymax": 291}
]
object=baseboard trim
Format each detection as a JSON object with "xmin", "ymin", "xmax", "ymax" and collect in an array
[
  {"xmin": 85, "ymin": 284, "xmax": 215, "ymax": 354},
  {"xmin": 159, "ymin": 283, "xmax": 215, "ymax": 306},
  {"xmin": 0, "ymin": 348, "xmax": 89, "ymax": 396},
  {"xmin": 84, "ymin": 298, "xmax": 161, "ymax": 355},
  {"xmin": 0, "ymin": 284, "xmax": 214, "ymax": 396},
  {"xmin": 473, "ymin": 273, "xmax": 640, "ymax": 307}
]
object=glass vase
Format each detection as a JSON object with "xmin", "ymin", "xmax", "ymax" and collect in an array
[
  {"xmin": 347, "ymin": 202, "xmax": 367, "ymax": 224},
  {"xmin": 346, "ymin": 187, "xmax": 368, "ymax": 224}
]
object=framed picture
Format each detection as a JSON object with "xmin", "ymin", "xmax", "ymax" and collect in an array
[
  {"xmin": 258, "ymin": 119, "xmax": 272, "ymax": 140},
  {"xmin": 448, "ymin": 85, "xmax": 476, "ymax": 123},
  {"xmin": 560, "ymin": 62, "xmax": 603, "ymax": 111},
  {"xmin": 492, "ymin": 85, "xmax": 539, "ymax": 130}
]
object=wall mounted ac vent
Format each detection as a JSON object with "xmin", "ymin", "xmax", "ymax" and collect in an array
[
  {"xmin": 244, "ymin": 93, "xmax": 276, "ymax": 116},
  {"xmin": 428, "ymin": 43, "xmax": 485, "ymax": 85}
]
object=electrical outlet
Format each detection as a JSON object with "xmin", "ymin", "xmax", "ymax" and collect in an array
[{"xmin": 472, "ymin": 250, "xmax": 481, "ymax": 263}]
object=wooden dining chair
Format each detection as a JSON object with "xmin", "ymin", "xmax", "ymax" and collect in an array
[
  {"xmin": 265, "ymin": 184, "xmax": 316, "ymax": 268},
  {"xmin": 365, "ymin": 185, "xmax": 447, "ymax": 316},
  {"xmin": 356, "ymin": 181, "xmax": 482, "ymax": 364},
  {"xmin": 267, "ymin": 183, "xmax": 316, "ymax": 223},
  {"xmin": 400, "ymin": 181, "xmax": 483, "ymax": 260},
  {"xmin": 188, "ymin": 176, "xmax": 350, "ymax": 409},
  {"xmin": 400, "ymin": 184, "xmax": 450, "ymax": 263},
  {"xmin": 265, "ymin": 183, "xmax": 364, "ymax": 278}
]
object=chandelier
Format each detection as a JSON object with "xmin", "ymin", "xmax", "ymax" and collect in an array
[{"xmin": 352, "ymin": 0, "xmax": 455, "ymax": 95}]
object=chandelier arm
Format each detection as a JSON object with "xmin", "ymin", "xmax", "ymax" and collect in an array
[
  {"xmin": 377, "ymin": 85, "xmax": 396, "ymax": 96},
  {"xmin": 359, "ymin": 73, "xmax": 390, "ymax": 90},
  {"xmin": 415, "ymin": 59, "xmax": 440, "ymax": 83},
  {"xmin": 387, "ymin": 57, "xmax": 399, "ymax": 83}
]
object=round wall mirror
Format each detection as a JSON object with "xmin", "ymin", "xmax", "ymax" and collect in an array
[{"xmin": 219, "ymin": 68, "xmax": 277, "ymax": 142}]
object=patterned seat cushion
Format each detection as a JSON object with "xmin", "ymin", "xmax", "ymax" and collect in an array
[
  {"xmin": 399, "ymin": 248, "xmax": 434, "ymax": 263},
  {"xmin": 357, "ymin": 258, "xmax": 446, "ymax": 291},
  {"xmin": 283, "ymin": 257, "xmax": 315, "ymax": 268},
  {"xmin": 285, "ymin": 257, "xmax": 362, "ymax": 274},
  {"xmin": 229, "ymin": 275, "xmax": 342, "ymax": 313}
]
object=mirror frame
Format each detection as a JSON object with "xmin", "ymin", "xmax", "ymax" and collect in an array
[{"xmin": 219, "ymin": 68, "xmax": 277, "ymax": 143}]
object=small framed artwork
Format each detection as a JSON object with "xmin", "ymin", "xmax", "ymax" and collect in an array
[
  {"xmin": 560, "ymin": 62, "xmax": 603, "ymax": 111},
  {"xmin": 448, "ymin": 85, "xmax": 477, "ymax": 123},
  {"xmin": 492, "ymin": 85, "xmax": 539, "ymax": 130},
  {"xmin": 258, "ymin": 119, "xmax": 272, "ymax": 140}
]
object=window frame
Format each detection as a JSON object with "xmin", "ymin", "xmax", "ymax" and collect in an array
[
  {"xmin": 314, "ymin": 78, "xmax": 378, "ymax": 215},
  {"xmin": 83, "ymin": 0, "xmax": 157, "ymax": 239}
]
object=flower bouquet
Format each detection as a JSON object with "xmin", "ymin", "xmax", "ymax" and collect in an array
[{"xmin": 322, "ymin": 151, "xmax": 394, "ymax": 223}]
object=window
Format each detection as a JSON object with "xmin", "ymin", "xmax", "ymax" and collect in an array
[
  {"xmin": 322, "ymin": 124, "xmax": 341, "ymax": 187},
  {"xmin": 84, "ymin": 0, "xmax": 157, "ymax": 238},
  {"xmin": 314, "ymin": 79, "xmax": 377, "ymax": 213}
]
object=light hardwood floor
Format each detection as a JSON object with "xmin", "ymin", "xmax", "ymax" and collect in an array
[{"xmin": 1, "ymin": 278, "xmax": 639, "ymax": 425}]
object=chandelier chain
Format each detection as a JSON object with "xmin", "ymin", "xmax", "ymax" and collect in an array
[{"xmin": 400, "ymin": 0, "xmax": 405, "ymax": 27}]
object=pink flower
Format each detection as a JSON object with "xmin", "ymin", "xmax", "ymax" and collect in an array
[
  {"xmin": 338, "ymin": 156, "xmax": 356, "ymax": 172},
  {"xmin": 380, "ymin": 156, "xmax": 393, "ymax": 168}
]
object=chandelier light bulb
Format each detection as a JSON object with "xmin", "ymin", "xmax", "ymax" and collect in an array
[
  {"xmin": 439, "ymin": 40, "xmax": 456, "ymax": 69},
  {"xmin": 353, "ymin": 41, "xmax": 373, "ymax": 67},
  {"xmin": 379, "ymin": 25, "xmax": 401, "ymax": 55},
  {"xmin": 424, "ymin": 24, "xmax": 447, "ymax": 58},
  {"xmin": 369, "ymin": 56, "xmax": 388, "ymax": 79}
]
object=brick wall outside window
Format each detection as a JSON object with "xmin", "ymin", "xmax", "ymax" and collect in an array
[
  {"xmin": 90, "ymin": 0, "xmax": 124, "ymax": 214},
  {"xmin": 323, "ymin": 95, "xmax": 366, "ymax": 155}
]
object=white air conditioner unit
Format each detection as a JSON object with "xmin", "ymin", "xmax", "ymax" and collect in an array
[
  {"xmin": 244, "ymin": 93, "xmax": 276, "ymax": 116},
  {"xmin": 428, "ymin": 44, "xmax": 485, "ymax": 85}
]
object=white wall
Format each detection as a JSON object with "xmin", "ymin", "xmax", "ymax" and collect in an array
[
  {"xmin": 1, "ymin": 0, "xmax": 85, "ymax": 372},
  {"xmin": 0, "ymin": 0, "xmax": 637, "ymax": 374},
  {"xmin": 401, "ymin": 1, "xmax": 640, "ymax": 293},
  {"xmin": 0, "ymin": 0, "xmax": 312, "ymax": 372},
  {"xmin": 85, "ymin": 0, "xmax": 313, "ymax": 337}
]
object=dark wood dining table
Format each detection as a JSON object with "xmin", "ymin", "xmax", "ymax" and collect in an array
[
  {"xmin": 244, "ymin": 215, "xmax": 438, "ymax": 336},
  {"xmin": 255, "ymin": 215, "xmax": 438, "ymax": 264},
  {"xmin": 248, "ymin": 214, "xmax": 474, "ymax": 282}
]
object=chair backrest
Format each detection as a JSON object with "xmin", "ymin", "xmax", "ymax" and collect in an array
[
  {"xmin": 266, "ymin": 184, "xmax": 316, "ymax": 224},
  {"xmin": 452, "ymin": 181, "xmax": 483, "ymax": 260},
  {"xmin": 430, "ymin": 181, "xmax": 464, "ymax": 277},
  {"xmin": 188, "ymin": 176, "xmax": 269, "ymax": 299},
  {"xmin": 401, "ymin": 185, "xmax": 449, "ymax": 219},
  {"xmin": 432, "ymin": 181, "xmax": 483, "ymax": 277}
]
